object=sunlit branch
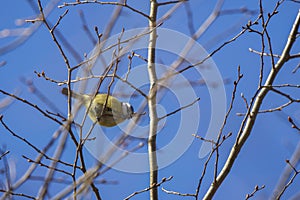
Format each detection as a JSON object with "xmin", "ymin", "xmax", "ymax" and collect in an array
[{"xmin": 203, "ymin": 9, "xmax": 300, "ymax": 200}]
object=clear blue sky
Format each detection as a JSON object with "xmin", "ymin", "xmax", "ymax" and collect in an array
[{"xmin": 1, "ymin": 1, "xmax": 300, "ymax": 199}]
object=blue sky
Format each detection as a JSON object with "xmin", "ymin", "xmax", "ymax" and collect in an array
[{"xmin": 1, "ymin": 0, "xmax": 300, "ymax": 199}]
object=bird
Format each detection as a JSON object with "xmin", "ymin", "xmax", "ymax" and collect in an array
[{"xmin": 61, "ymin": 88, "xmax": 134, "ymax": 127}]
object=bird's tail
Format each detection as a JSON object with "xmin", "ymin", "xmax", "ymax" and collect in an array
[{"xmin": 61, "ymin": 88, "xmax": 84, "ymax": 100}]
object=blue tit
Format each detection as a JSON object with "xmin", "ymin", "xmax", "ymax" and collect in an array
[{"xmin": 62, "ymin": 88, "xmax": 134, "ymax": 127}]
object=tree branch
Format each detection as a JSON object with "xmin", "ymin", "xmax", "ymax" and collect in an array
[
  {"xmin": 203, "ymin": 9, "xmax": 300, "ymax": 200},
  {"xmin": 147, "ymin": 0, "xmax": 159, "ymax": 199}
]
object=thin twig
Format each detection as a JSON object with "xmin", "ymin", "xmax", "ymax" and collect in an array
[
  {"xmin": 288, "ymin": 116, "xmax": 300, "ymax": 132},
  {"xmin": 161, "ymin": 187, "xmax": 195, "ymax": 197},
  {"xmin": 157, "ymin": 0, "xmax": 187, "ymax": 6},
  {"xmin": 59, "ymin": 1, "xmax": 150, "ymax": 19},
  {"xmin": 0, "ymin": 189, "xmax": 36, "ymax": 200},
  {"xmin": 0, "ymin": 151, "xmax": 9, "ymax": 160},
  {"xmin": 0, "ymin": 89, "xmax": 62, "ymax": 125},
  {"xmin": 158, "ymin": 97, "xmax": 200, "ymax": 121},
  {"xmin": 249, "ymin": 48, "xmax": 280, "ymax": 58},
  {"xmin": 213, "ymin": 66, "xmax": 243, "ymax": 183},
  {"xmin": 245, "ymin": 185, "xmax": 265, "ymax": 200},
  {"xmin": 0, "ymin": 148, "xmax": 12, "ymax": 198},
  {"xmin": 22, "ymin": 155, "xmax": 73, "ymax": 176},
  {"xmin": 124, "ymin": 176, "xmax": 173, "ymax": 200},
  {"xmin": 272, "ymin": 140, "xmax": 300, "ymax": 199},
  {"xmin": 276, "ymin": 160, "xmax": 300, "ymax": 199},
  {"xmin": 194, "ymin": 132, "xmax": 232, "ymax": 198}
]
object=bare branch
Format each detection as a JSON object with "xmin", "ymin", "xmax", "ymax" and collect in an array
[
  {"xmin": 275, "ymin": 160, "xmax": 300, "ymax": 199},
  {"xmin": 22, "ymin": 155, "xmax": 73, "ymax": 176},
  {"xmin": 272, "ymin": 141, "xmax": 300, "ymax": 199},
  {"xmin": 162, "ymin": 187, "xmax": 195, "ymax": 197},
  {"xmin": 157, "ymin": 0, "xmax": 187, "ymax": 6},
  {"xmin": 59, "ymin": 1, "xmax": 150, "ymax": 19},
  {"xmin": 213, "ymin": 66, "xmax": 243, "ymax": 183},
  {"xmin": 245, "ymin": 185, "xmax": 265, "ymax": 200},
  {"xmin": 147, "ymin": 1, "xmax": 159, "ymax": 199},
  {"xmin": 158, "ymin": 97, "xmax": 200, "ymax": 121},
  {"xmin": 0, "ymin": 90, "xmax": 62, "ymax": 125},
  {"xmin": 0, "ymin": 0, "xmax": 61, "ymax": 55},
  {"xmin": 51, "ymin": 9, "xmax": 69, "ymax": 32},
  {"xmin": 0, "ymin": 151, "xmax": 9, "ymax": 160},
  {"xmin": 203, "ymin": 9, "xmax": 300, "ymax": 200},
  {"xmin": 288, "ymin": 116, "xmax": 300, "ymax": 132},
  {"xmin": 249, "ymin": 48, "xmax": 281, "ymax": 58},
  {"xmin": 194, "ymin": 132, "xmax": 232, "ymax": 198},
  {"xmin": 124, "ymin": 176, "xmax": 173, "ymax": 200},
  {"xmin": 0, "ymin": 189, "xmax": 36, "ymax": 200}
]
